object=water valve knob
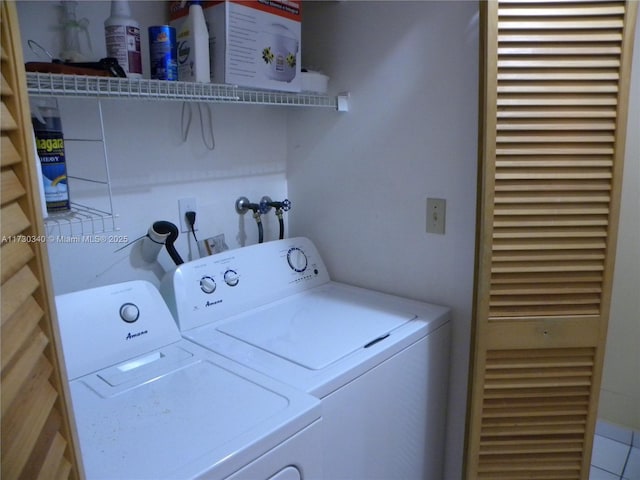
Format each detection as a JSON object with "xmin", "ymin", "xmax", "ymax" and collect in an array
[
  {"xmin": 120, "ymin": 303, "xmax": 140, "ymax": 323},
  {"xmin": 200, "ymin": 276, "xmax": 216, "ymax": 294},
  {"xmin": 258, "ymin": 201, "xmax": 270, "ymax": 215},
  {"xmin": 260, "ymin": 197, "xmax": 292, "ymax": 213}
]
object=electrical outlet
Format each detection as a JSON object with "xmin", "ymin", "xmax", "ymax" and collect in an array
[
  {"xmin": 426, "ymin": 198, "xmax": 446, "ymax": 235},
  {"xmin": 178, "ymin": 197, "xmax": 197, "ymax": 233}
]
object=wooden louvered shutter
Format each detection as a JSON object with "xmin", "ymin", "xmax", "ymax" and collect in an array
[
  {"xmin": 1, "ymin": 1, "xmax": 81, "ymax": 478},
  {"xmin": 466, "ymin": 1, "xmax": 637, "ymax": 479}
]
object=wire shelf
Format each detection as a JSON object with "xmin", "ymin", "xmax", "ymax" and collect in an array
[
  {"xmin": 34, "ymin": 98, "xmax": 118, "ymax": 237},
  {"xmin": 44, "ymin": 202, "xmax": 118, "ymax": 237},
  {"xmin": 26, "ymin": 72, "xmax": 345, "ymax": 109}
]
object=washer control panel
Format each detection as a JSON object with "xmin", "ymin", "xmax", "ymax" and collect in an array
[{"xmin": 161, "ymin": 237, "xmax": 331, "ymax": 331}]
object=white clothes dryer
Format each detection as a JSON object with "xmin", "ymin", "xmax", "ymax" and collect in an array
[
  {"xmin": 55, "ymin": 280, "xmax": 323, "ymax": 479},
  {"xmin": 161, "ymin": 237, "xmax": 452, "ymax": 480}
]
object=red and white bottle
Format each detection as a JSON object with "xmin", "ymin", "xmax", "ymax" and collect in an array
[{"xmin": 104, "ymin": 0, "xmax": 142, "ymax": 78}]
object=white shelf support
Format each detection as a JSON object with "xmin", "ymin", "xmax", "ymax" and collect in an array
[{"xmin": 337, "ymin": 92, "xmax": 350, "ymax": 112}]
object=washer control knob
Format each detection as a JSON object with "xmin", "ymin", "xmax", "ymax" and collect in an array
[
  {"xmin": 287, "ymin": 247, "xmax": 308, "ymax": 273},
  {"xmin": 120, "ymin": 303, "xmax": 140, "ymax": 323},
  {"xmin": 224, "ymin": 269, "xmax": 239, "ymax": 287},
  {"xmin": 200, "ymin": 276, "xmax": 217, "ymax": 294}
]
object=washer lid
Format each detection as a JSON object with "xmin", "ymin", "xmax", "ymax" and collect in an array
[
  {"xmin": 72, "ymin": 342, "xmax": 320, "ymax": 479},
  {"xmin": 217, "ymin": 285, "xmax": 416, "ymax": 370}
]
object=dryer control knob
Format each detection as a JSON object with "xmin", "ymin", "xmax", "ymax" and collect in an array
[
  {"xmin": 200, "ymin": 276, "xmax": 217, "ymax": 294},
  {"xmin": 287, "ymin": 247, "xmax": 308, "ymax": 273},
  {"xmin": 120, "ymin": 303, "xmax": 140, "ymax": 323},
  {"xmin": 224, "ymin": 269, "xmax": 239, "ymax": 287}
]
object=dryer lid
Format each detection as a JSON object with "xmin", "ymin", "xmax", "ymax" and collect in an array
[{"xmin": 217, "ymin": 285, "xmax": 416, "ymax": 370}]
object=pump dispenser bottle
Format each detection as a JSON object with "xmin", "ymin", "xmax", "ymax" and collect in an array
[
  {"xmin": 104, "ymin": 0, "xmax": 142, "ymax": 77},
  {"xmin": 177, "ymin": 1, "xmax": 210, "ymax": 82}
]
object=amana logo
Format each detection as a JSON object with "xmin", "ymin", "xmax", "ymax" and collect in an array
[{"xmin": 126, "ymin": 330, "xmax": 148, "ymax": 340}]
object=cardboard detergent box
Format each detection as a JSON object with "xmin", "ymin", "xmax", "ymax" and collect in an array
[{"xmin": 169, "ymin": 1, "xmax": 302, "ymax": 92}]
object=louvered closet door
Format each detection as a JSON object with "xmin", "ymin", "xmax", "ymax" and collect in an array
[
  {"xmin": 1, "ymin": 1, "xmax": 80, "ymax": 478},
  {"xmin": 466, "ymin": 1, "xmax": 637, "ymax": 479}
]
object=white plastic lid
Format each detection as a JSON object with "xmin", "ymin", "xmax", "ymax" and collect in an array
[{"xmin": 217, "ymin": 286, "xmax": 415, "ymax": 370}]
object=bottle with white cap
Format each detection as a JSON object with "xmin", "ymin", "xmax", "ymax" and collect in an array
[
  {"xmin": 177, "ymin": 0, "xmax": 210, "ymax": 82},
  {"xmin": 104, "ymin": 0, "xmax": 142, "ymax": 78}
]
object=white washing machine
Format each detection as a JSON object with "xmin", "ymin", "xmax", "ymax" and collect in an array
[
  {"xmin": 161, "ymin": 237, "xmax": 451, "ymax": 480},
  {"xmin": 55, "ymin": 280, "xmax": 323, "ymax": 479}
]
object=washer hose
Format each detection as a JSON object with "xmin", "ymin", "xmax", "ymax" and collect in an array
[
  {"xmin": 236, "ymin": 197, "xmax": 272, "ymax": 244},
  {"xmin": 260, "ymin": 198, "xmax": 291, "ymax": 241},
  {"xmin": 276, "ymin": 209, "xmax": 285, "ymax": 240},
  {"xmin": 253, "ymin": 211, "xmax": 264, "ymax": 244},
  {"xmin": 146, "ymin": 221, "xmax": 184, "ymax": 265}
]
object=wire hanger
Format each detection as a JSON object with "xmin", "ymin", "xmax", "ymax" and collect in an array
[{"xmin": 181, "ymin": 102, "xmax": 215, "ymax": 150}]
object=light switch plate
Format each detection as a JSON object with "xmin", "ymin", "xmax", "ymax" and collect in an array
[{"xmin": 426, "ymin": 198, "xmax": 446, "ymax": 235}]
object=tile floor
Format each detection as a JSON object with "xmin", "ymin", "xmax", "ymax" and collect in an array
[{"xmin": 590, "ymin": 420, "xmax": 640, "ymax": 479}]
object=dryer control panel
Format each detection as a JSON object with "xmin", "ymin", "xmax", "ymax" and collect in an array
[{"xmin": 160, "ymin": 237, "xmax": 331, "ymax": 331}]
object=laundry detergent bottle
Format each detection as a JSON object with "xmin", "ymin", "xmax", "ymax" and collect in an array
[
  {"xmin": 31, "ymin": 98, "xmax": 71, "ymax": 212},
  {"xmin": 177, "ymin": 0, "xmax": 210, "ymax": 82},
  {"xmin": 104, "ymin": 0, "xmax": 142, "ymax": 77}
]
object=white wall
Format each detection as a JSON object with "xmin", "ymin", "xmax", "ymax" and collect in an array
[
  {"xmin": 287, "ymin": 3, "xmax": 479, "ymax": 479},
  {"xmin": 599, "ymin": 10, "xmax": 640, "ymax": 430},
  {"xmin": 43, "ymin": 97, "xmax": 289, "ymax": 294},
  {"xmin": 18, "ymin": 2, "xmax": 290, "ymax": 294}
]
